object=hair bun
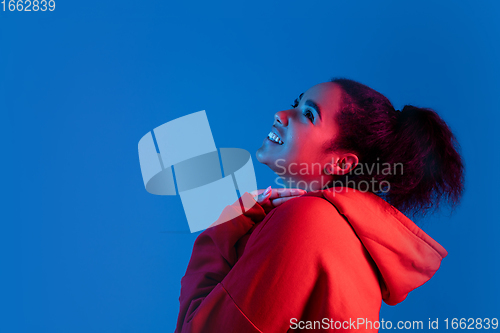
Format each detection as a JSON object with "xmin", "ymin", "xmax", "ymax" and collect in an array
[
  {"xmin": 401, "ymin": 105, "xmax": 412, "ymax": 112},
  {"xmin": 397, "ymin": 105, "xmax": 421, "ymax": 124},
  {"xmin": 401, "ymin": 105, "xmax": 420, "ymax": 115}
]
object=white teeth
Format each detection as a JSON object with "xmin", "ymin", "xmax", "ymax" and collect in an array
[{"xmin": 267, "ymin": 131, "xmax": 283, "ymax": 145}]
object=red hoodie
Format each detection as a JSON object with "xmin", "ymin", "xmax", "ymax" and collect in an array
[{"xmin": 175, "ymin": 187, "xmax": 448, "ymax": 332}]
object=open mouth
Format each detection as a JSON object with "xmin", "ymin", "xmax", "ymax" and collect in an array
[{"xmin": 267, "ymin": 131, "xmax": 284, "ymax": 145}]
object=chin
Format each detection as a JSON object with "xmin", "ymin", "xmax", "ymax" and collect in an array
[{"xmin": 255, "ymin": 146, "xmax": 267, "ymax": 164}]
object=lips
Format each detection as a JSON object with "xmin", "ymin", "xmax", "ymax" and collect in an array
[
  {"xmin": 267, "ymin": 126, "xmax": 284, "ymax": 145},
  {"xmin": 267, "ymin": 131, "xmax": 283, "ymax": 145}
]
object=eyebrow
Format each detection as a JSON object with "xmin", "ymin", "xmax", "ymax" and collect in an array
[{"xmin": 304, "ymin": 99, "xmax": 322, "ymax": 121}]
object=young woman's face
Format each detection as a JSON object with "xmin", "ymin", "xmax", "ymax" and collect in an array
[{"xmin": 256, "ymin": 82, "xmax": 345, "ymax": 190}]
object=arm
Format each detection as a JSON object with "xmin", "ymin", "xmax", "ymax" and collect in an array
[
  {"xmin": 175, "ymin": 188, "xmax": 309, "ymax": 333},
  {"xmin": 175, "ymin": 192, "xmax": 266, "ymax": 333}
]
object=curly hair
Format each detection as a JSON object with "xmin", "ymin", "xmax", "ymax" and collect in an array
[{"xmin": 327, "ymin": 78, "xmax": 465, "ymax": 217}]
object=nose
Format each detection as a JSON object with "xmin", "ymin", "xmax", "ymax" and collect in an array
[{"xmin": 274, "ymin": 110, "xmax": 288, "ymax": 127}]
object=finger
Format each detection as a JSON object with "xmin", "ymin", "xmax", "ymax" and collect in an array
[
  {"xmin": 250, "ymin": 185, "xmax": 276, "ymax": 197},
  {"xmin": 251, "ymin": 189, "xmax": 268, "ymax": 201},
  {"xmin": 268, "ymin": 188, "xmax": 307, "ymax": 199},
  {"xmin": 254, "ymin": 186, "xmax": 272, "ymax": 203},
  {"xmin": 271, "ymin": 196, "xmax": 301, "ymax": 207},
  {"xmin": 250, "ymin": 189, "xmax": 266, "ymax": 197}
]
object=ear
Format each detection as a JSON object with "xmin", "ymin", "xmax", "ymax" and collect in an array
[
  {"xmin": 338, "ymin": 154, "xmax": 359, "ymax": 175},
  {"xmin": 324, "ymin": 153, "xmax": 358, "ymax": 175}
]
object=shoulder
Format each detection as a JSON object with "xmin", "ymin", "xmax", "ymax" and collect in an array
[
  {"xmin": 245, "ymin": 195, "xmax": 362, "ymax": 263},
  {"xmin": 275, "ymin": 195, "xmax": 338, "ymax": 219},
  {"xmin": 263, "ymin": 195, "xmax": 347, "ymax": 242}
]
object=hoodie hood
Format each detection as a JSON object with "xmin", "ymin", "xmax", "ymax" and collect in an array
[{"xmin": 304, "ymin": 188, "xmax": 448, "ymax": 306}]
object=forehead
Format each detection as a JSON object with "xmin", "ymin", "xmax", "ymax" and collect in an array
[{"xmin": 302, "ymin": 82, "xmax": 343, "ymax": 115}]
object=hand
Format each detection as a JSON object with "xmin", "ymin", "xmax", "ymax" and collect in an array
[{"xmin": 251, "ymin": 186, "xmax": 307, "ymax": 214}]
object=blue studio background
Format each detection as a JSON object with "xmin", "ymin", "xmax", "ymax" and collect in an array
[{"xmin": 1, "ymin": 1, "xmax": 499, "ymax": 332}]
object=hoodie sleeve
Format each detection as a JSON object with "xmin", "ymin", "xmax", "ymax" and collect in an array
[
  {"xmin": 175, "ymin": 192, "xmax": 267, "ymax": 333},
  {"xmin": 175, "ymin": 195, "xmax": 371, "ymax": 333}
]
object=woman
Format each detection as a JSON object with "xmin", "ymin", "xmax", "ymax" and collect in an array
[{"xmin": 174, "ymin": 78, "xmax": 464, "ymax": 332}]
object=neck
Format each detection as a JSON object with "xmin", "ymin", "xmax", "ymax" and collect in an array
[{"xmin": 276, "ymin": 175, "xmax": 334, "ymax": 192}]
